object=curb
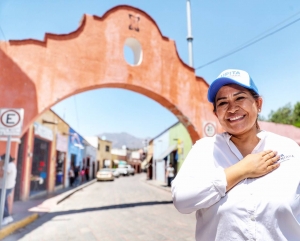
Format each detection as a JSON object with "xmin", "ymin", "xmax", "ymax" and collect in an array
[
  {"xmin": 143, "ymin": 180, "xmax": 171, "ymax": 193},
  {"xmin": 0, "ymin": 179, "xmax": 97, "ymax": 240},
  {"xmin": 0, "ymin": 213, "xmax": 39, "ymax": 240},
  {"xmin": 57, "ymin": 179, "xmax": 97, "ymax": 204}
]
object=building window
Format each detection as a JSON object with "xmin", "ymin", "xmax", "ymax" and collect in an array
[
  {"xmin": 105, "ymin": 145, "xmax": 110, "ymax": 152},
  {"xmin": 98, "ymin": 143, "xmax": 100, "ymax": 150}
]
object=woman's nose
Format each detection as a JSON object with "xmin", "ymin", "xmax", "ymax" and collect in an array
[{"xmin": 227, "ymin": 102, "xmax": 239, "ymax": 113}]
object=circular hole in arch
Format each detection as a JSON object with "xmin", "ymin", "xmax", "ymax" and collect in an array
[{"xmin": 123, "ymin": 37, "xmax": 143, "ymax": 66}]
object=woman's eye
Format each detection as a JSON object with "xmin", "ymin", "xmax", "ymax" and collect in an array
[
  {"xmin": 236, "ymin": 96, "xmax": 245, "ymax": 101},
  {"xmin": 218, "ymin": 102, "xmax": 227, "ymax": 106}
]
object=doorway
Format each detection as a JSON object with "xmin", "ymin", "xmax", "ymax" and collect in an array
[{"xmin": 30, "ymin": 138, "xmax": 49, "ymax": 196}]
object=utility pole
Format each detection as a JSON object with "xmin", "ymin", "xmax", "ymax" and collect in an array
[{"xmin": 186, "ymin": 0, "xmax": 194, "ymax": 67}]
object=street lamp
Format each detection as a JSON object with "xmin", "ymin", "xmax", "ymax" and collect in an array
[{"xmin": 186, "ymin": 0, "xmax": 194, "ymax": 67}]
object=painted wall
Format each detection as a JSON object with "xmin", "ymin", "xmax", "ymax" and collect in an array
[
  {"xmin": 169, "ymin": 123, "xmax": 193, "ymax": 170},
  {"xmin": 84, "ymin": 144, "xmax": 97, "ymax": 177},
  {"xmin": 97, "ymin": 139, "xmax": 112, "ymax": 169},
  {"xmin": 152, "ymin": 122, "xmax": 193, "ymax": 183},
  {"xmin": 0, "ymin": 5, "xmax": 222, "ymax": 150},
  {"xmin": 34, "ymin": 110, "xmax": 70, "ymax": 192},
  {"xmin": 153, "ymin": 131, "xmax": 169, "ymax": 182},
  {"xmin": 66, "ymin": 127, "xmax": 84, "ymax": 186},
  {"xmin": 17, "ymin": 110, "xmax": 69, "ymax": 200}
]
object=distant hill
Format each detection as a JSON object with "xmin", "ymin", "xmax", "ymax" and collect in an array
[{"xmin": 98, "ymin": 132, "xmax": 149, "ymax": 149}]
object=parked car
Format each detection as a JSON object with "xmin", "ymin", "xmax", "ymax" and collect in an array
[
  {"xmin": 96, "ymin": 169, "xmax": 114, "ymax": 181},
  {"xmin": 116, "ymin": 165, "xmax": 129, "ymax": 176},
  {"xmin": 125, "ymin": 165, "xmax": 135, "ymax": 175},
  {"xmin": 111, "ymin": 169, "xmax": 120, "ymax": 178}
]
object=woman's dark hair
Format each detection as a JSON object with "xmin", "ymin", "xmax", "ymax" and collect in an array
[{"xmin": 212, "ymin": 87, "xmax": 261, "ymax": 129}]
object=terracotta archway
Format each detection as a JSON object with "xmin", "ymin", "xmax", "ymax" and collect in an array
[{"xmin": 0, "ymin": 5, "xmax": 220, "ymax": 150}]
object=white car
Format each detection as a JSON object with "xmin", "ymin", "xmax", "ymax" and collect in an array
[
  {"xmin": 116, "ymin": 166, "xmax": 129, "ymax": 176},
  {"xmin": 112, "ymin": 169, "xmax": 120, "ymax": 178},
  {"xmin": 125, "ymin": 165, "xmax": 135, "ymax": 175}
]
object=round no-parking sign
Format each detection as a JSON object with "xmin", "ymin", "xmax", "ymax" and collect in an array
[
  {"xmin": 0, "ymin": 108, "xmax": 24, "ymax": 136},
  {"xmin": 1, "ymin": 110, "xmax": 21, "ymax": 127},
  {"xmin": 204, "ymin": 122, "xmax": 216, "ymax": 137}
]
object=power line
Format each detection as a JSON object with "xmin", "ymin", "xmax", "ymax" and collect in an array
[
  {"xmin": 222, "ymin": 10, "xmax": 300, "ymax": 56},
  {"xmin": 0, "ymin": 24, "xmax": 8, "ymax": 52},
  {"xmin": 196, "ymin": 13, "xmax": 300, "ymax": 70},
  {"xmin": 0, "ymin": 26, "xmax": 6, "ymax": 41}
]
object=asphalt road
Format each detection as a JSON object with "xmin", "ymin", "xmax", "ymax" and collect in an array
[{"xmin": 4, "ymin": 174, "xmax": 196, "ymax": 241}]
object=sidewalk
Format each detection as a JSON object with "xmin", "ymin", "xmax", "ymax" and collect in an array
[
  {"xmin": 0, "ymin": 179, "xmax": 96, "ymax": 239},
  {"xmin": 144, "ymin": 179, "xmax": 171, "ymax": 193}
]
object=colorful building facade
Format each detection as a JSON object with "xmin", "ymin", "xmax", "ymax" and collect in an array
[
  {"xmin": 14, "ymin": 110, "xmax": 70, "ymax": 201},
  {"xmin": 151, "ymin": 122, "xmax": 192, "ymax": 183}
]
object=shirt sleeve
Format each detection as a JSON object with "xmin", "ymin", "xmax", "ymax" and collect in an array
[
  {"xmin": 3, "ymin": 163, "xmax": 13, "ymax": 174},
  {"xmin": 171, "ymin": 138, "xmax": 227, "ymax": 214}
]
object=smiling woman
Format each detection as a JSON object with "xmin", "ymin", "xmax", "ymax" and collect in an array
[
  {"xmin": 172, "ymin": 69, "xmax": 300, "ymax": 241},
  {"xmin": 214, "ymin": 85, "xmax": 262, "ymax": 144}
]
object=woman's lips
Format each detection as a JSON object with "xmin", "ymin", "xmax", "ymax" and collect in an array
[{"xmin": 226, "ymin": 115, "xmax": 245, "ymax": 122}]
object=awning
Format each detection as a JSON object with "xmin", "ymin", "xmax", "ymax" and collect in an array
[
  {"xmin": 156, "ymin": 144, "xmax": 177, "ymax": 161},
  {"xmin": 141, "ymin": 153, "xmax": 153, "ymax": 169}
]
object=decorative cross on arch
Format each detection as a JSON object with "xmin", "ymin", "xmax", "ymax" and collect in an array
[{"xmin": 129, "ymin": 14, "xmax": 140, "ymax": 32}]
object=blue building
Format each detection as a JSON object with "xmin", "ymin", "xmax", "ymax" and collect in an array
[{"xmin": 65, "ymin": 127, "xmax": 85, "ymax": 186}]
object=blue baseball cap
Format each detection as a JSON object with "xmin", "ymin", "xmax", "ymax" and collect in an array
[{"xmin": 207, "ymin": 69, "xmax": 259, "ymax": 103}]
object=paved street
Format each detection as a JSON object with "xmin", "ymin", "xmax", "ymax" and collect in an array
[{"xmin": 4, "ymin": 174, "xmax": 195, "ymax": 241}]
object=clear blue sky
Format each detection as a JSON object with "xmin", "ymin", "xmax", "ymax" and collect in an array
[{"xmin": 1, "ymin": 0, "xmax": 300, "ymax": 139}]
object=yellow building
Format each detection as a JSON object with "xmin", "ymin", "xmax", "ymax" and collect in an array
[
  {"xmin": 97, "ymin": 139, "xmax": 112, "ymax": 169},
  {"xmin": 85, "ymin": 137, "xmax": 112, "ymax": 170},
  {"xmin": 16, "ymin": 110, "xmax": 69, "ymax": 201}
]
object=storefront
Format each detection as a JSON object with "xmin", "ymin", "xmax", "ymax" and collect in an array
[
  {"xmin": 30, "ymin": 122, "xmax": 53, "ymax": 196},
  {"xmin": 55, "ymin": 133, "xmax": 68, "ymax": 187},
  {"xmin": 84, "ymin": 143, "xmax": 97, "ymax": 180}
]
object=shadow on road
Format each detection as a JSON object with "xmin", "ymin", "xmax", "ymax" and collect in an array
[
  {"xmin": 58, "ymin": 200, "xmax": 174, "ymax": 214},
  {"xmin": 6, "ymin": 200, "xmax": 173, "ymax": 240}
]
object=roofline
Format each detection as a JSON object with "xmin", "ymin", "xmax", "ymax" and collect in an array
[
  {"xmin": 149, "ymin": 121, "xmax": 180, "ymax": 143},
  {"xmin": 49, "ymin": 109, "xmax": 70, "ymax": 127},
  {"xmin": 50, "ymin": 109, "xmax": 97, "ymax": 146}
]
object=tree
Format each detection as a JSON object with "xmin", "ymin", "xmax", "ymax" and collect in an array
[
  {"xmin": 258, "ymin": 115, "xmax": 266, "ymax": 121},
  {"xmin": 268, "ymin": 103, "xmax": 293, "ymax": 125},
  {"xmin": 292, "ymin": 102, "xmax": 300, "ymax": 127}
]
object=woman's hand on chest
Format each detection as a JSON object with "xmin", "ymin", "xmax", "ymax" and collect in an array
[{"xmin": 239, "ymin": 150, "xmax": 280, "ymax": 178}]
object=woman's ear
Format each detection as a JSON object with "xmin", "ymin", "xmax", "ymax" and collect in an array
[{"xmin": 256, "ymin": 97, "xmax": 263, "ymax": 112}]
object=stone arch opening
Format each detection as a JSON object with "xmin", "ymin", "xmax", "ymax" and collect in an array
[
  {"xmin": 123, "ymin": 37, "xmax": 143, "ymax": 66},
  {"xmin": 41, "ymin": 82, "xmax": 199, "ymax": 142}
]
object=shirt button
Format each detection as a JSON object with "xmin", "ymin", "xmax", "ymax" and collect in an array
[{"xmin": 250, "ymin": 216, "xmax": 255, "ymax": 221}]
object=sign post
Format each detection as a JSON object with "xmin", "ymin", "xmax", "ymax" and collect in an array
[{"xmin": 0, "ymin": 108, "xmax": 24, "ymax": 228}]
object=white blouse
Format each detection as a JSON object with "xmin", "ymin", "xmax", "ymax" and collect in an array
[{"xmin": 172, "ymin": 131, "xmax": 300, "ymax": 241}]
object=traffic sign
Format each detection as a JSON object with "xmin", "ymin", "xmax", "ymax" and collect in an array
[
  {"xmin": 0, "ymin": 108, "xmax": 23, "ymax": 228},
  {"xmin": 203, "ymin": 122, "xmax": 216, "ymax": 137},
  {"xmin": 0, "ymin": 108, "xmax": 24, "ymax": 136}
]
